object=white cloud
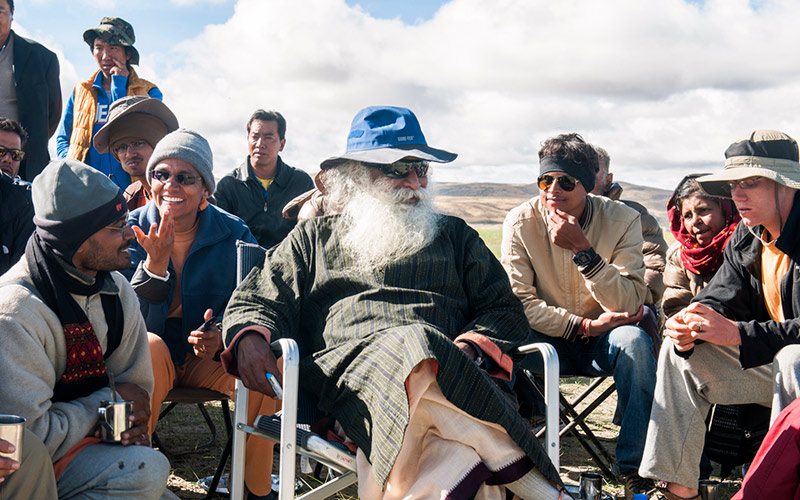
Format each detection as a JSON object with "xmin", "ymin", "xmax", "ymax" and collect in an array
[
  {"xmin": 170, "ymin": 0, "xmax": 228, "ymax": 5},
  {"xmin": 141, "ymin": 0, "xmax": 800, "ymax": 191}
]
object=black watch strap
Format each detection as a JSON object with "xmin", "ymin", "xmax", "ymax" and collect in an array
[{"xmin": 572, "ymin": 247, "xmax": 598, "ymax": 267}]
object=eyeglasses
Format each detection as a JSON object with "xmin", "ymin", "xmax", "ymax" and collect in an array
[
  {"xmin": 103, "ymin": 217, "xmax": 132, "ymax": 236},
  {"xmin": 537, "ymin": 174, "xmax": 579, "ymax": 192},
  {"xmin": 727, "ymin": 177, "xmax": 761, "ymax": 191},
  {"xmin": 365, "ymin": 161, "xmax": 429, "ymax": 179},
  {"xmin": 0, "ymin": 145, "xmax": 25, "ymax": 162},
  {"xmin": 152, "ymin": 170, "xmax": 201, "ymax": 186},
  {"xmin": 112, "ymin": 140, "xmax": 147, "ymax": 156}
]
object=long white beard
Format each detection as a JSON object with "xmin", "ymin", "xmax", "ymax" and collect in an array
[{"xmin": 326, "ymin": 163, "xmax": 442, "ymax": 270}]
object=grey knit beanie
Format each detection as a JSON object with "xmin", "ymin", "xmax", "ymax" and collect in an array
[
  {"xmin": 146, "ymin": 128, "xmax": 215, "ymax": 192},
  {"xmin": 32, "ymin": 159, "xmax": 126, "ymax": 261}
]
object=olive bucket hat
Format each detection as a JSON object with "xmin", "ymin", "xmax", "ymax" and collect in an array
[
  {"xmin": 698, "ymin": 129, "xmax": 800, "ymax": 198},
  {"xmin": 83, "ymin": 17, "xmax": 140, "ymax": 65}
]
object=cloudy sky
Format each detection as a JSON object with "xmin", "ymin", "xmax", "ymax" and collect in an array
[{"xmin": 14, "ymin": 0, "xmax": 800, "ymax": 190}]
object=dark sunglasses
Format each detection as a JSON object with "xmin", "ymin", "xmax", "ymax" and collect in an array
[
  {"xmin": 365, "ymin": 161, "xmax": 429, "ymax": 179},
  {"xmin": 152, "ymin": 169, "xmax": 201, "ymax": 186},
  {"xmin": 537, "ymin": 174, "xmax": 579, "ymax": 192},
  {"xmin": 0, "ymin": 145, "xmax": 25, "ymax": 162}
]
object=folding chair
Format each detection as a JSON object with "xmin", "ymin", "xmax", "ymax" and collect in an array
[
  {"xmin": 152, "ymin": 388, "xmax": 233, "ymax": 500},
  {"xmin": 228, "ymin": 240, "xmax": 561, "ymax": 499},
  {"xmin": 522, "ymin": 370, "xmax": 618, "ymax": 479}
]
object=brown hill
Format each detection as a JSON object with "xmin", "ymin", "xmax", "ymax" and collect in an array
[{"xmin": 433, "ymin": 181, "xmax": 672, "ymax": 228}]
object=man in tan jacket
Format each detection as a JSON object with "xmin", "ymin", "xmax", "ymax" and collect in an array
[{"xmin": 501, "ymin": 133, "xmax": 656, "ymax": 499}]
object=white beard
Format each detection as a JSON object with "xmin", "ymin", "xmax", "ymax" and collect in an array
[{"xmin": 325, "ymin": 163, "xmax": 442, "ymax": 270}]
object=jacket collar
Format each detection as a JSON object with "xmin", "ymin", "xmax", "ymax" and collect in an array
[
  {"xmin": 242, "ymin": 156, "xmax": 288, "ymax": 187},
  {"xmin": 141, "ymin": 202, "xmax": 232, "ymax": 255}
]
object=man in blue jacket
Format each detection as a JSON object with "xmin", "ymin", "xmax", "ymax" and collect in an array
[
  {"xmin": 215, "ymin": 109, "xmax": 313, "ymax": 248},
  {"xmin": 56, "ymin": 17, "xmax": 161, "ymax": 190}
]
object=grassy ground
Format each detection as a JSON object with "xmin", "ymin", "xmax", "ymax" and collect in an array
[{"xmin": 159, "ymin": 380, "xmax": 744, "ymax": 499}]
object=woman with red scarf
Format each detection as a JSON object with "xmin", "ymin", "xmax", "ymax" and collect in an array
[{"xmin": 662, "ymin": 174, "xmax": 741, "ymax": 318}]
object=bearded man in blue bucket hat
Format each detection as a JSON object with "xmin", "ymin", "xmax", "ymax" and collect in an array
[{"xmin": 221, "ymin": 106, "xmax": 570, "ymax": 499}]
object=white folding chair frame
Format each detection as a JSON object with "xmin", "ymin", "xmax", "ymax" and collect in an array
[{"xmin": 230, "ymin": 341, "xmax": 559, "ymax": 500}]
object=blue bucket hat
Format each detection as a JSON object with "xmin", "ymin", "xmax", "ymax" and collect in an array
[{"xmin": 320, "ymin": 106, "xmax": 457, "ymax": 169}]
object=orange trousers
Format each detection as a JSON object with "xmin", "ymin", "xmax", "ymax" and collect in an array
[{"xmin": 148, "ymin": 332, "xmax": 280, "ymax": 496}]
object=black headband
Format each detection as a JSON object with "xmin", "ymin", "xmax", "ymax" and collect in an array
[{"xmin": 539, "ymin": 155, "xmax": 596, "ymax": 193}]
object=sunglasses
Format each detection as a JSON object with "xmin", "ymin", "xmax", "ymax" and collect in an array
[
  {"xmin": 152, "ymin": 170, "xmax": 201, "ymax": 186},
  {"xmin": 0, "ymin": 145, "xmax": 25, "ymax": 162},
  {"xmin": 365, "ymin": 161, "xmax": 430, "ymax": 179},
  {"xmin": 727, "ymin": 177, "xmax": 761, "ymax": 191},
  {"xmin": 537, "ymin": 174, "xmax": 579, "ymax": 192}
]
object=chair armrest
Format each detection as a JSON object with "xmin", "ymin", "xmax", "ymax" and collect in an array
[{"xmin": 516, "ymin": 343, "xmax": 560, "ymax": 471}]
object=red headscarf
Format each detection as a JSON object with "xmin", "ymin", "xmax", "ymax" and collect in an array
[{"xmin": 668, "ymin": 177, "xmax": 741, "ymax": 276}]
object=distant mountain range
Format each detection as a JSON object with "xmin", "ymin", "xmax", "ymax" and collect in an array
[{"xmin": 433, "ymin": 181, "xmax": 673, "ymax": 229}]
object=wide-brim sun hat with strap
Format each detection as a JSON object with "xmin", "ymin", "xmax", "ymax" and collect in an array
[
  {"xmin": 94, "ymin": 96, "xmax": 179, "ymax": 154},
  {"xmin": 320, "ymin": 106, "xmax": 457, "ymax": 170},
  {"xmin": 82, "ymin": 17, "xmax": 140, "ymax": 66},
  {"xmin": 697, "ymin": 129, "xmax": 800, "ymax": 198}
]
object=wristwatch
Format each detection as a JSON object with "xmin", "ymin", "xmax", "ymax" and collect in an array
[{"xmin": 572, "ymin": 247, "xmax": 598, "ymax": 267}]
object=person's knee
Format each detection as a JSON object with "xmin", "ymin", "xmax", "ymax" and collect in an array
[
  {"xmin": 609, "ymin": 325, "xmax": 654, "ymax": 357},
  {"xmin": 116, "ymin": 446, "xmax": 170, "ymax": 496},
  {"xmin": 774, "ymin": 345, "xmax": 800, "ymax": 372}
]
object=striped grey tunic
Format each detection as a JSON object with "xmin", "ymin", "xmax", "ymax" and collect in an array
[{"xmin": 224, "ymin": 214, "xmax": 561, "ymax": 488}]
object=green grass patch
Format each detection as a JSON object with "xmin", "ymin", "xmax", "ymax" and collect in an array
[{"xmin": 477, "ymin": 227, "xmax": 502, "ymax": 258}]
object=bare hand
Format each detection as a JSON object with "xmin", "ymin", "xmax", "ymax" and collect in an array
[
  {"xmin": 132, "ymin": 210, "xmax": 174, "ymax": 276},
  {"xmin": 109, "ymin": 57, "xmax": 129, "ymax": 78},
  {"xmin": 115, "ymin": 383, "xmax": 151, "ymax": 446},
  {"xmin": 189, "ymin": 309, "xmax": 223, "ymax": 359},
  {"xmin": 547, "ymin": 209, "xmax": 592, "ymax": 254},
  {"xmin": 237, "ymin": 334, "xmax": 282, "ymax": 399},
  {"xmin": 455, "ymin": 340, "xmax": 478, "ymax": 361},
  {"xmin": 664, "ymin": 302, "xmax": 741, "ymax": 351},
  {"xmin": 0, "ymin": 439, "xmax": 19, "ymax": 481},
  {"xmin": 586, "ymin": 305, "xmax": 645, "ymax": 337}
]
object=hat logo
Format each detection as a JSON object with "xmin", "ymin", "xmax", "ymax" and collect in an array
[
  {"xmin": 397, "ymin": 136, "xmax": 414, "ymax": 142},
  {"xmin": 116, "ymin": 203, "xmax": 123, "ymax": 212}
]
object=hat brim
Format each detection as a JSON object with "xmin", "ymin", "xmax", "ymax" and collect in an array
[
  {"xmin": 82, "ymin": 29, "xmax": 140, "ymax": 65},
  {"xmin": 320, "ymin": 144, "xmax": 457, "ymax": 170},
  {"xmin": 94, "ymin": 99, "xmax": 179, "ymax": 153},
  {"xmin": 697, "ymin": 156, "xmax": 800, "ymax": 198}
]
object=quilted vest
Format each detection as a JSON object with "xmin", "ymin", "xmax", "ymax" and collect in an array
[{"xmin": 66, "ymin": 68, "xmax": 157, "ymax": 162}]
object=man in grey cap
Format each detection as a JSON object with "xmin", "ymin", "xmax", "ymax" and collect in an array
[
  {"xmin": 56, "ymin": 17, "xmax": 162, "ymax": 190},
  {"xmin": 222, "ymin": 106, "xmax": 567, "ymax": 499},
  {"xmin": 0, "ymin": 158, "xmax": 170, "ymax": 499},
  {"xmin": 94, "ymin": 96, "xmax": 179, "ymax": 210},
  {"xmin": 640, "ymin": 130, "xmax": 800, "ymax": 500}
]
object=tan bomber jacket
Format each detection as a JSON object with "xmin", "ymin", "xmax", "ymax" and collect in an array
[{"xmin": 501, "ymin": 194, "xmax": 647, "ymax": 340}]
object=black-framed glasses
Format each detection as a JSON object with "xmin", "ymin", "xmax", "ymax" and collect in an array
[
  {"xmin": 365, "ymin": 161, "xmax": 429, "ymax": 179},
  {"xmin": 0, "ymin": 145, "xmax": 25, "ymax": 162},
  {"xmin": 152, "ymin": 169, "xmax": 201, "ymax": 186},
  {"xmin": 112, "ymin": 140, "xmax": 147, "ymax": 156},
  {"xmin": 537, "ymin": 174, "xmax": 579, "ymax": 192}
]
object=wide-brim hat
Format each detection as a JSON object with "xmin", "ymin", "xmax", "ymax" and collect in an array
[
  {"xmin": 94, "ymin": 96, "xmax": 179, "ymax": 154},
  {"xmin": 320, "ymin": 106, "xmax": 457, "ymax": 170},
  {"xmin": 83, "ymin": 17, "xmax": 140, "ymax": 65},
  {"xmin": 698, "ymin": 129, "xmax": 800, "ymax": 198}
]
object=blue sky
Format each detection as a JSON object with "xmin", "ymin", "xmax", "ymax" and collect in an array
[{"xmin": 12, "ymin": 0, "xmax": 800, "ymax": 191}]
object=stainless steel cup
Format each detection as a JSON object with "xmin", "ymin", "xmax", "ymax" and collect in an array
[
  {"xmin": 98, "ymin": 400, "xmax": 133, "ymax": 443},
  {"xmin": 699, "ymin": 479, "xmax": 720, "ymax": 500},
  {"xmin": 0, "ymin": 415, "xmax": 26, "ymax": 462},
  {"xmin": 579, "ymin": 471, "xmax": 603, "ymax": 500}
]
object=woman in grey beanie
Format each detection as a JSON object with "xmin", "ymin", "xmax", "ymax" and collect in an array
[{"xmin": 125, "ymin": 129, "xmax": 281, "ymax": 499}]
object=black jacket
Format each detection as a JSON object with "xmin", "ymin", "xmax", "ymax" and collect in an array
[
  {"xmin": 0, "ymin": 174, "xmax": 34, "ymax": 275},
  {"xmin": 11, "ymin": 31, "xmax": 62, "ymax": 181},
  {"xmin": 214, "ymin": 156, "xmax": 314, "ymax": 248},
  {"xmin": 695, "ymin": 191, "xmax": 800, "ymax": 369}
]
